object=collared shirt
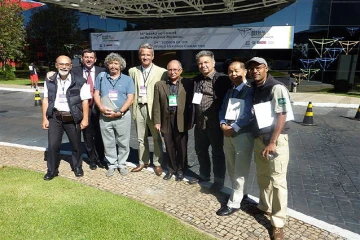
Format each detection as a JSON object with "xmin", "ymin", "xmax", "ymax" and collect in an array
[
  {"xmin": 167, "ymin": 79, "xmax": 179, "ymax": 113},
  {"xmin": 219, "ymin": 80, "xmax": 248, "ymax": 132},
  {"xmin": 82, "ymin": 66, "xmax": 95, "ymax": 85},
  {"xmin": 44, "ymin": 74, "xmax": 91, "ymax": 112}
]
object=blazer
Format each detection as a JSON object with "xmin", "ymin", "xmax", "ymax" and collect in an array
[
  {"xmin": 128, "ymin": 64, "xmax": 167, "ymax": 120},
  {"xmin": 152, "ymin": 77, "xmax": 192, "ymax": 133},
  {"xmin": 71, "ymin": 65, "xmax": 105, "ymax": 81}
]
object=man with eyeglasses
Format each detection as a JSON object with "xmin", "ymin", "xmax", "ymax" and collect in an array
[
  {"xmin": 71, "ymin": 49, "xmax": 106, "ymax": 170},
  {"xmin": 129, "ymin": 43, "xmax": 167, "ymax": 176},
  {"xmin": 247, "ymin": 57, "xmax": 292, "ymax": 240},
  {"xmin": 188, "ymin": 50, "xmax": 232, "ymax": 192},
  {"xmin": 42, "ymin": 55, "xmax": 91, "ymax": 180},
  {"xmin": 153, "ymin": 60, "xmax": 192, "ymax": 181}
]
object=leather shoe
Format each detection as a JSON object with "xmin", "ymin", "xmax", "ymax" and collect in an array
[
  {"xmin": 89, "ymin": 162, "xmax": 97, "ymax": 170},
  {"xmin": 131, "ymin": 164, "xmax": 145, "ymax": 172},
  {"xmin": 154, "ymin": 166, "xmax": 163, "ymax": 176},
  {"xmin": 96, "ymin": 161, "xmax": 105, "ymax": 169},
  {"xmin": 175, "ymin": 172, "xmax": 184, "ymax": 181},
  {"xmin": 188, "ymin": 177, "xmax": 209, "ymax": 185},
  {"xmin": 43, "ymin": 172, "xmax": 58, "ymax": 181},
  {"xmin": 74, "ymin": 167, "xmax": 84, "ymax": 177},
  {"xmin": 144, "ymin": 163, "xmax": 150, "ymax": 168},
  {"xmin": 163, "ymin": 172, "xmax": 173, "ymax": 180},
  {"xmin": 216, "ymin": 206, "xmax": 239, "ymax": 216}
]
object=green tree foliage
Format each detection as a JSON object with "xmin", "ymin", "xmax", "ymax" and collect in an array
[
  {"xmin": 25, "ymin": 4, "xmax": 84, "ymax": 63},
  {"xmin": 0, "ymin": 0, "xmax": 26, "ymax": 70}
]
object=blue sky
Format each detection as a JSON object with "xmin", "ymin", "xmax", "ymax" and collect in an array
[{"xmin": 23, "ymin": 0, "xmax": 313, "ymax": 33}]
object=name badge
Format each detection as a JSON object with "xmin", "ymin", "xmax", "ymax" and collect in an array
[
  {"xmin": 192, "ymin": 92, "xmax": 203, "ymax": 105},
  {"xmin": 225, "ymin": 98, "xmax": 244, "ymax": 121},
  {"xmin": 139, "ymin": 86, "xmax": 147, "ymax": 96},
  {"xmin": 169, "ymin": 95, "xmax": 177, "ymax": 106},
  {"xmin": 58, "ymin": 94, "xmax": 67, "ymax": 103},
  {"xmin": 109, "ymin": 90, "xmax": 118, "ymax": 101}
]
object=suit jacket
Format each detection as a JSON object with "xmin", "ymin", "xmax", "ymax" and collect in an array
[
  {"xmin": 129, "ymin": 64, "xmax": 167, "ymax": 120},
  {"xmin": 71, "ymin": 65, "xmax": 105, "ymax": 81},
  {"xmin": 153, "ymin": 78, "xmax": 192, "ymax": 133}
]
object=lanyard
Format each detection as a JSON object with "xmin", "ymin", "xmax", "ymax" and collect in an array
[
  {"xmin": 107, "ymin": 75, "xmax": 120, "ymax": 89},
  {"xmin": 141, "ymin": 65, "xmax": 153, "ymax": 85},
  {"xmin": 59, "ymin": 80, "xmax": 67, "ymax": 94}
]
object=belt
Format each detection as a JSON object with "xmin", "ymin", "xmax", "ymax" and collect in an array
[{"xmin": 138, "ymin": 103, "xmax": 147, "ymax": 106}]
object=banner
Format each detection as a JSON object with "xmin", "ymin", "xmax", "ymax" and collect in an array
[{"xmin": 91, "ymin": 26, "xmax": 294, "ymax": 51}]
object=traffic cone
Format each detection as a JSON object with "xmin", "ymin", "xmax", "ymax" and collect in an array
[
  {"xmin": 354, "ymin": 105, "xmax": 360, "ymax": 120},
  {"xmin": 34, "ymin": 89, "xmax": 42, "ymax": 106},
  {"xmin": 302, "ymin": 102, "xmax": 317, "ymax": 126}
]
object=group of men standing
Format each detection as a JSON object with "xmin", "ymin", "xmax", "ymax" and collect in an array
[{"xmin": 41, "ymin": 43, "xmax": 292, "ymax": 240}]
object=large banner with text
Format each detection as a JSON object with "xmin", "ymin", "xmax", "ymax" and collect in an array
[{"xmin": 91, "ymin": 26, "xmax": 294, "ymax": 51}]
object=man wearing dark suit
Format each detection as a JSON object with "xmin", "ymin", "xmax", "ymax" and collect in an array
[
  {"xmin": 153, "ymin": 60, "xmax": 191, "ymax": 181},
  {"xmin": 71, "ymin": 49, "xmax": 106, "ymax": 170},
  {"xmin": 189, "ymin": 51, "xmax": 232, "ymax": 192}
]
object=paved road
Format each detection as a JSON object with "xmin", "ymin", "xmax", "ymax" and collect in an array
[{"xmin": 0, "ymin": 89, "xmax": 359, "ymax": 235}]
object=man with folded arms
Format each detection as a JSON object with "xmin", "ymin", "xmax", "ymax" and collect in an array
[
  {"xmin": 216, "ymin": 61, "xmax": 254, "ymax": 216},
  {"xmin": 94, "ymin": 53, "xmax": 135, "ymax": 177},
  {"xmin": 247, "ymin": 57, "xmax": 292, "ymax": 240},
  {"xmin": 42, "ymin": 55, "xmax": 90, "ymax": 180}
]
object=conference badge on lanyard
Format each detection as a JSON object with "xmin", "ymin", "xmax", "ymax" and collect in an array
[
  {"xmin": 139, "ymin": 86, "xmax": 147, "ymax": 96},
  {"xmin": 192, "ymin": 92, "xmax": 203, "ymax": 104},
  {"xmin": 109, "ymin": 90, "xmax": 118, "ymax": 101},
  {"xmin": 169, "ymin": 94, "xmax": 177, "ymax": 106},
  {"xmin": 58, "ymin": 94, "xmax": 67, "ymax": 103}
]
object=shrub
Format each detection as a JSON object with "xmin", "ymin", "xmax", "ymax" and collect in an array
[{"xmin": 0, "ymin": 65, "xmax": 16, "ymax": 80}]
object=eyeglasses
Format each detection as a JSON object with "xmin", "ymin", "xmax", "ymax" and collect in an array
[
  {"xmin": 56, "ymin": 63, "xmax": 71, "ymax": 67},
  {"xmin": 167, "ymin": 69, "xmax": 181, "ymax": 72},
  {"xmin": 248, "ymin": 65, "xmax": 266, "ymax": 72}
]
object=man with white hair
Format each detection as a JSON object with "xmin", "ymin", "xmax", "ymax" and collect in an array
[
  {"xmin": 42, "ymin": 55, "xmax": 90, "ymax": 180},
  {"xmin": 94, "ymin": 53, "xmax": 135, "ymax": 177}
]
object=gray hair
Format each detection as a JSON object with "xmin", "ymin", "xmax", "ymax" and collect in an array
[
  {"xmin": 138, "ymin": 43, "xmax": 154, "ymax": 56},
  {"xmin": 104, "ymin": 53, "xmax": 126, "ymax": 71},
  {"xmin": 167, "ymin": 60, "xmax": 183, "ymax": 69},
  {"xmin": 195, "ymin": 50, "xmax": 215, "ymax": 62}
]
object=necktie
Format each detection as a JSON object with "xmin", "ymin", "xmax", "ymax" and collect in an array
[
  {"xmin": 143, "ymin": 70, "xmax": 149, "ymax": 84},
  {"xmin": 87, "ymin": 70, "xmax": 94, "ymax": 106}
]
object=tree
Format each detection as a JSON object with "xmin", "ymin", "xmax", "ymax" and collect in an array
[
  {"xmin": 25, "ymin": 4, "xmax": 84, "ymax": 64},
  {"xmin": 0, "ymin": 0, "xmax": 26, "ymax": 70}
]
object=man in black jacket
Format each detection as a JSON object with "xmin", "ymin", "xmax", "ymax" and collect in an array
[
  {"xmin": 71, "ymin": 49, "xmax": 105, "ymax": 170},
  {"xmin": 42, "ymin": 55, "xmax": 91, "ymax": 180},
  {"xmin": 189, "ymin": 51, "xmax": 232, "ymax": 192}
]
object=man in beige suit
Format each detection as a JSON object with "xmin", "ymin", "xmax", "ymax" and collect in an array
[
  {"xmin": 129, "ymin": 43, "xmax": 167, "ymax": 176},
  {"xmin": 153, "ymin": 60, "xmax": 192, "ymax": 181}
]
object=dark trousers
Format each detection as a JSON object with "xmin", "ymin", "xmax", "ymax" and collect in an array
[
  {"xmin": 162, "ymin": 115, "xmax": 188, "ymax": 174},
  {"xmin": 47, "ymin": 113, "xmax": 82, "ymax": 173},
  {"xmin": 82, "ymin": 107, "xmax": 104, "ymax": 163},
  {"xmin": 194, "ymin": 125, "xmax": 225, "ymax": 183}
]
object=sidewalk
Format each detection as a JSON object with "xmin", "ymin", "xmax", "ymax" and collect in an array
[{"xmin": 0, "ymin": 144, "xmax": 348, "ymax": 240}]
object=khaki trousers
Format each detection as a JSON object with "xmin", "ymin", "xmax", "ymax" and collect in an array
[
  {"xmin": 224, "ymin": 132, "xmax": 254, "ymax": 208},
  {"xmin": 135, "ymin": 104, "xmax": 163, "ymax": 166},
  {"xmin": 254, "ymin": 134, "xmax": 289, "ymax": 227}
]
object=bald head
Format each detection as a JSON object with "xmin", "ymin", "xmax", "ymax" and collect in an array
[
  {"xmin": 55, "ymin": 55, "xmax": 72, "ymax": 79},
  {"xmin": 167, "ymin": 60, "xmax": 183, "ymax": 82}
]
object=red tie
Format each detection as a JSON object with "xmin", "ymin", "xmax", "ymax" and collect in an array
[{"xmin": 87, "ymin": 70, "xmax": 94, "ymax": 106}]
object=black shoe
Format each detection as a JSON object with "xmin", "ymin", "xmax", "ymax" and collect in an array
[
  {"xmin": 89, "ymin": 162, "xmax": 97, "ymax": 170},
  {"xmin": 74, "ymin": 167, "xmax": 84, "ymax": 177},
  {"xmin": 43, "ymin": 172, "xmax": 58, "ymax": 181},
  {"xmin": 96, "ymin": 161, "xmax": 105, "ymax": 169},
  {"xmin": 163, "ymin": 172, "xmax": 174, "ymax": 180},
  {"xmin": 216, "ymin": 206, "xmax": 239, "ymax": 216},
  {"xmin": 188, "ymin": 177, "xmax": 210, "ymax": 185},
  {"xmin": 210, "ymin": 182, "xmax": 224, "ymax": 193},
  {"xmin": 175, "ymin": 172, "xmax": 184, "ymax": 181}
]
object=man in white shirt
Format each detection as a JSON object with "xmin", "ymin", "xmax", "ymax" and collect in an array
[{"xmin": 42, "ymin": 55, "xmax": 91, "ymax": 181}]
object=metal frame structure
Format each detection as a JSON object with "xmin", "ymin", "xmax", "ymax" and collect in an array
[{"xmin": 40, "ymin": 0, "xmax": 295, "ymax": 28}]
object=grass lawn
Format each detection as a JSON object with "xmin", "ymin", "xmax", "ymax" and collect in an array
[
  {"xmin": 0, "ymin": 78, "xmax": 44, "ymax": 86},
  {"xmin": 0, "ymin": 167, "xmax": 214, "ymax": 240}
]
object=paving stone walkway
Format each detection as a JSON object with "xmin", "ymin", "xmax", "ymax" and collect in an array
[{"xmin": 0, "ymin": 145, "xmax": 345, "ymax": 240}]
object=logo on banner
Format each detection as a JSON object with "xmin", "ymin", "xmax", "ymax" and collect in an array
[
  {"xmin": 93, "ymin": 33, "xmax": 103, "ymax": 42},
  {"xmin": 237, "ymin": 28, "xmax": 252, "ymax": 38}
]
